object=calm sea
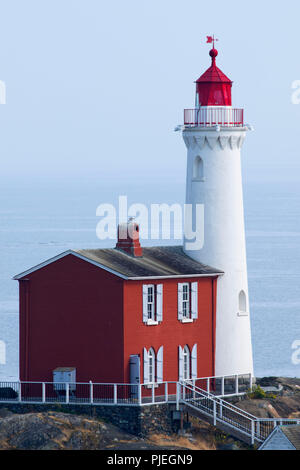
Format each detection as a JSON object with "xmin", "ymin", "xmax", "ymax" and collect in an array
[{"xmin": 0, "ymin": 178, "xmax": 299, "ymax": 380}]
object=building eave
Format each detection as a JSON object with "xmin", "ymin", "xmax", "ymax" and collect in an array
[
  {"xmin": 13, "ymin": 250, "xmax": 224, "ymax": 281},
  {"xmin": 13, "ymin": 250, "xmax": 129, "ymax": 281}
]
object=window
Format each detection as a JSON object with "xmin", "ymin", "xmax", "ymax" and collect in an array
[
  {"xmin": 193, "ymin": 156, "xmax": 204, "ymax": 181},
  {"xmin": 148, "ymin": 348, "xmax": 155, "ymax": 383},
  {"xmin": 143, "ymin": 284, "xmax": 163, "ymax": 324},
  {"xmin": 143, "ymin": 346, "xmax": 163, "ymax": 384},
  {"xmin": 183, "ymin": 345, "xmax": 190, "ymax": 380},
  {"xmin": 238, "ymin": 290, "xmax": 248, "ymax": 316},
  {"xmin": 179, "ymin": 344, "xmax": 197, "ymax": 381},
  {"xmin": 182, "ymin": 283, "xmax": 190, "ymax": 318},
  {"xmin": 147, "ymin": 285, "xmax": 154, "ymax": 321},
  {"xmin": 178, "ymin": 282, "xmax": 198, "ymax": 322}
]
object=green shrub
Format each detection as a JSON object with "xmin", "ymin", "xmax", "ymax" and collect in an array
[{"xmin": 247, "ymin": 385, "xmax": 276, "ymax": 399}]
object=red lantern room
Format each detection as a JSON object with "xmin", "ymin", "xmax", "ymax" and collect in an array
[{"xmin": 195, "ymin": 47, "xmax": 232, "ymax": 107}]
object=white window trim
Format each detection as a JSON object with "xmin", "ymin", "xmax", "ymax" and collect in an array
[
  {"xmin": 143, "ymin": 347, "xmax": 162, "ymax": 387},
  {"xmin": 178, "ymin": 283, "xmax": 198, "ymax": 323},
  {"xmin": 183, "ymin": 345, "xmax": 190, "ymax": 381},
  {"xmin": 148, "ymin": 347, "xmax": 155, "ymax": 384},
  {"xmin": 146, "ymin": 319, "xmax": 159, "ymax": 326},
  {"xmin": 238, "ymin": 290, "xmax": 248, "ymax": 316},
  {"xmin": 147, "ymin": 284, "xmax": 155, "ymax": 322},
  {"xmin": 143, "ymin": 284, "xmax": 163, "ymax": 325},
  {"xmin": 237, "ymin": 311, "xmax": 249, "ymax": 317},
  {"xmin": 181, "ymin": 282, "xmax": 190, "ymax": 320}
]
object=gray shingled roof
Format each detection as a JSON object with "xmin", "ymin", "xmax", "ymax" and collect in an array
[
  {"xmin": 75, "ymin": 246, "xmax": 223, "ymax": 279},
  {"xmin": 281, "ymin": 425, "xmax": 300, "ymax": 450}
]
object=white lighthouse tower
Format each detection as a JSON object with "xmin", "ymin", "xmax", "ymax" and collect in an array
[{"xmin": 182, "ymin": 42, "xmax": 254, "ymax": 376}]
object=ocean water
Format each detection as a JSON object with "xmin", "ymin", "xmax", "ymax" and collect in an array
[{"xmin": 0, "ymin": 178, "xmax": 299, "ymax": 381}]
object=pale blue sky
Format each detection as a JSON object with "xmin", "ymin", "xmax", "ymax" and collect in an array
[{"xmin": 0, "ymin": 0, "xmax": 299, "ymax": 185}]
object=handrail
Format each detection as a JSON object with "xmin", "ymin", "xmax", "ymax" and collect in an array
[
  {"xmin": 179, "ymin": 381, "xmax": 300, "ymax": 444},
  {"xmin": 182, "ymin": 381, "xmax": 258, "ymax": 421}
]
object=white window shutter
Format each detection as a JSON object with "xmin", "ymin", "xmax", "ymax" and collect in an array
[
  {"xmin": 191, "ymin": 282, "xmax": 198, "ymax": 319},
  {"xmin": 178, "ymin": 283, "xmax": 183, "ymax": 320},
  {"xmin": 178, "ymin": 345, "xmax": 184, "ymax": 381},
  {"xmin": 143, "ymin": 347, "xmax": 149, "ymax": 384},
  {"xmin": 191, "ymin": 343, "xmax": 197, "ymax": 379},
  {"xmin": 142, "ymin": 285, "xmax": 148, "ymax": 323},
  {"xmin": 157, "ymin": 346, "xmax": 163, "ymax": 383},
  {"xmin": 156, "ymin": 284, "xmax": 163, "ymax": 322}
]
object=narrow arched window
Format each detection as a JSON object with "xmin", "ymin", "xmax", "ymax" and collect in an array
[
  {"xmin": 193, "ymin": 156, "xmax": 204, "ymax": 180},
  {"xmin": 148, "ymin": 348, "xmax": 155, "ymax": 383},
  {"xmin": 183, "ymin": 345, "xmax": 190, "ymax": 380},
  {"xmin": 239, "ymin": 290, "xmax": 247, "ymax": 313}
]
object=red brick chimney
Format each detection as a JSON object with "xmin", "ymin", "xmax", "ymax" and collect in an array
[{"xmin": 116, "ymin": 218, "xmax": 143, "ymax": 257}]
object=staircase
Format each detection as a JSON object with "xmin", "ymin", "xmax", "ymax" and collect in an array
[{"xmin": 177, "ymin": 381, "xmax": 300, "ymax": 445}]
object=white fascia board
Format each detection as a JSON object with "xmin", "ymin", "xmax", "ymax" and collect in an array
[
  {"xmin": 127, "ymin": 272, "xmax": 223, "ymax": 280},
  {"xmin": 13, "ymin": 250, "xmax": 129, "ymax": 281}
]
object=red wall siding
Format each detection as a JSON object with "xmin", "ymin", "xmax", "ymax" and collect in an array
[
  {"xmin": 123, "ymin": 277, "xmax": 217, "ymax": 383},
  {"xmin": 19, "ymin": 255, "xmax": 124, "ymax": 383}
]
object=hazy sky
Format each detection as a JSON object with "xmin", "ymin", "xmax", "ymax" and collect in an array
[{"xmin": 0, "ymin": 0, "xmax": 300, "ymax": 185}]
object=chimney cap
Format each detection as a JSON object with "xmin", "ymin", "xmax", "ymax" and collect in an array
[{"xmin": 115, "ymin": 220, "xmax": 143, "ymax": 257}]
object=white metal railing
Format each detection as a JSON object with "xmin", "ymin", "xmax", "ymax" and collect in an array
[
  {"xmin": 184, "ymin": 107, "xmax": 244, "ymax": 127},
  {"xmin": 0, "ymin": 374, "xmax": 250, "ymax": 407},
  {"xmin": 178, "ymin": 381, "xmax": 300, "ymax": 444},
  {"xmin": 0, "ymin": 374, "xmax": 298, "ymax": 444}
]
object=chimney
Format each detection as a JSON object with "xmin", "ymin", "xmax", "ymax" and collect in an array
[{"xmin": 116, "ymin": 218, "xmax": 143, "ymax": 257}]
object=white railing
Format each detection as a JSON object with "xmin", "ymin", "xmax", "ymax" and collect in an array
[
  {"xmin": 184, "ymin": 107, "xmax": 244, "ymax": 127},
  {"xmin": 0, "ymin": 374, "xmax": 251, "ymax": 407},
  {"xmin": 0, "ymin": 375, "xmax": 298, "ymax": 444},
  {"xmin": 178, "ymin": 381, "xmax": 300, "ymax": 444}
]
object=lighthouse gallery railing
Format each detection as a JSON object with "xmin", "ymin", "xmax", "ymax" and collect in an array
[{"xmin": 184, "ymin": 107, "xmax": 244, "ymax": 127}]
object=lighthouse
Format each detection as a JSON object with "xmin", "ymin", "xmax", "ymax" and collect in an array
[{"xmin": 182, "ymin": 42, "xmax": 254, "ymax": 376}]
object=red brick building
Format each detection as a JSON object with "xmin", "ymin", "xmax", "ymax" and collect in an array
[{"xmin": 14, "ymin": 221, "xmax": 222, "ymax": 385}]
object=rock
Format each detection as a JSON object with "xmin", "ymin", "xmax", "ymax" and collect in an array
[
  {"xmin": 218, "ymin": 443, "xmax": 240, "ymax": 451},
  {"xmin": 0, "ymin": 408, "xmax": 13, "ymax": 418}
]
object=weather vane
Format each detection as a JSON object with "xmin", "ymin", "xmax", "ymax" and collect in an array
[{"xmin": 206, "ymin": 35, "xmax": 219, "ymax": 49}]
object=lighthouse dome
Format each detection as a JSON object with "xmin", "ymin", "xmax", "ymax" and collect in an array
[{"xmin": 195, "ymin": 48, "xmax": 232, "ymax": 107}]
